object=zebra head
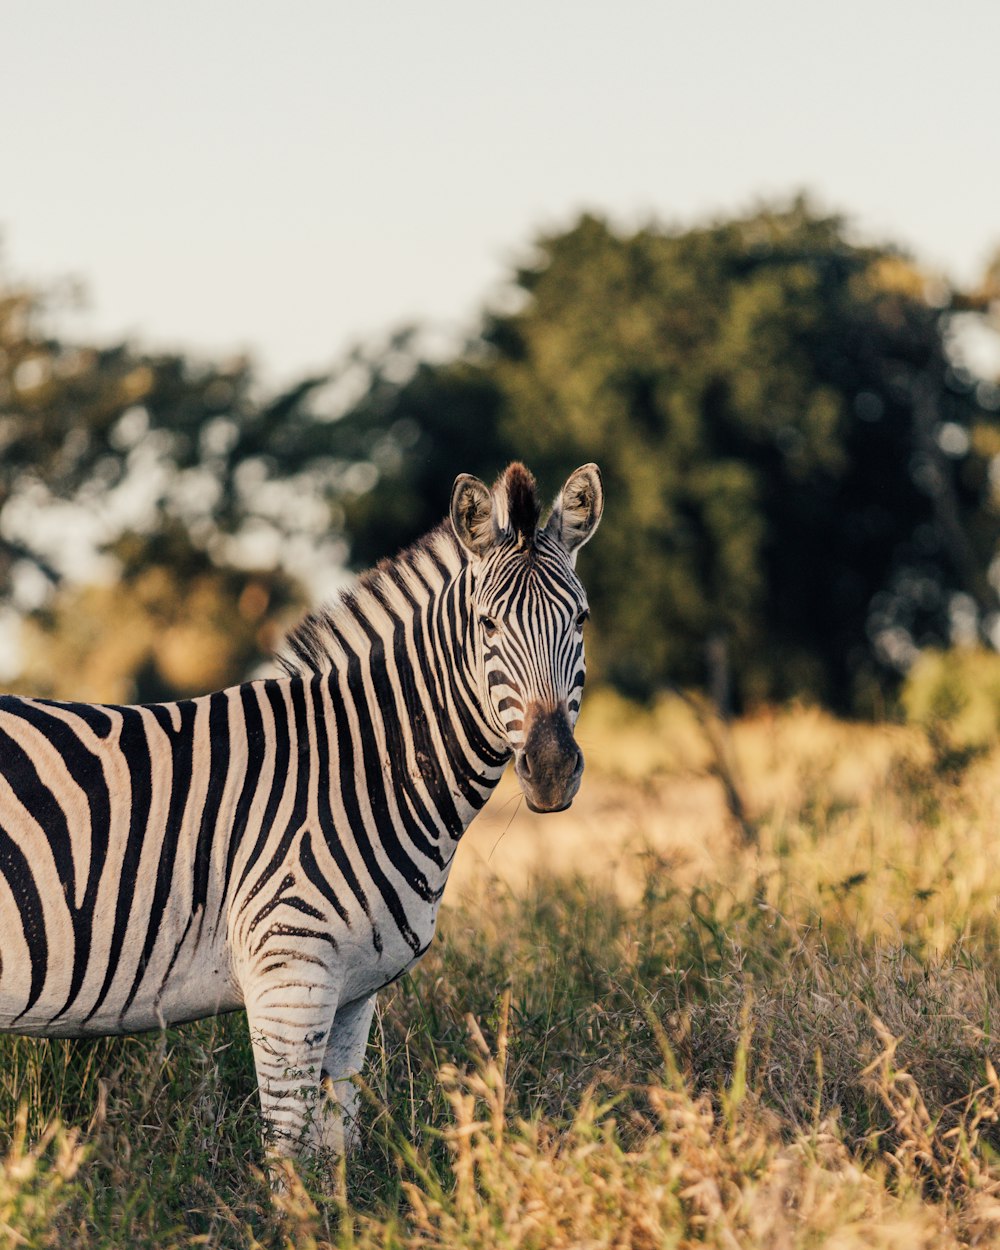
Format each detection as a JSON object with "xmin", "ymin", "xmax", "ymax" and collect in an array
[{"xmin": 450, "ymin": 462, "xmax": 604, "ymax": 813}]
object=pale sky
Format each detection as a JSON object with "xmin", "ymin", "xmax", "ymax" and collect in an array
[{"xmin": 3, "ymin": 0, "xmax": 999, "ymax": 388}]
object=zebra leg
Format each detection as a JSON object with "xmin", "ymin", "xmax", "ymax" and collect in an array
[
  {"xmin": 319, "ymin": 993, "xmax": 377, "ymax": 1155},
  {"xmin": 243, "ymin": 967, "xmax": 343, "ymax": 1166}
]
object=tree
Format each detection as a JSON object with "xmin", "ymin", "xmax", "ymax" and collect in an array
[
  {"xmin": 6, "ymin": 203, "xmax": 998, "ymax": 711},
  {"xmin": 323, "ymin": 201, "xmax": 1000, "ymax": 711},
  {"xmin": 0, "ymin": 268, "xmax": 339, "ymax": 698}
]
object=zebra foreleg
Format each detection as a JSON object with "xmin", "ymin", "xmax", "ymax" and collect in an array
[
  {"xmin": 319, "ymin": 993, "xmax": 377, "ymax": 1155},
  {"xmin": 243, "ymin": 964, "xmax": 344, "ymax": 1170}
]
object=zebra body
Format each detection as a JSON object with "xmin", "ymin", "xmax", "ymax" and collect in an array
[
  {"xmin": 0, "ymin": 675, "xmax": 456, "ymax": 1038},
  {"xmin": 0, "ymin": 461, "xmax": 603, "ymax": 1161}
]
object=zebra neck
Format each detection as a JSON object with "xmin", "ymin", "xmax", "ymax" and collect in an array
[{"xmin": 281, "ymin": 525, "xmax": 512, "ymax": 853}]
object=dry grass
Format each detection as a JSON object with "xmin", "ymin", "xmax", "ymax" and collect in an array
[{"xmin": 3, "ymin": 698, "xmax": 1000, "ymax": 1246}]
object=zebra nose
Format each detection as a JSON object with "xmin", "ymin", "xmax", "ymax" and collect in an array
[
  {"xmin": 516, "ymin": 742, "xmax": 582, "ymax": 782},
  {"xmin": 515, "ymin": 708, "xmax": 584, "ymax": 812},
  {"xmin": 515, "ymin": 740, "xmax": 577, "ymax": 780}
]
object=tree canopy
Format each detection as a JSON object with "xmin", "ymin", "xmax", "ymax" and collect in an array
[
  {"xmin": 1, "ymin": 200, "xmax": 998, "ymax": 710},
  {"xmin": 317, "ymin": 202, "xmax": 1000, "ymax": 710},
  {"xmin": 0, "ymin": 277, "xmax": 329, "ymax": 697}
]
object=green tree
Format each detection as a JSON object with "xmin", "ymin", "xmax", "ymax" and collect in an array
[
  {"xmin": 0, "ymin": 269, "xmax": 337, "ymax": 698},
  {"xmin": 6, "ymin": 203, "xmax": 998, "ymax": 711},
  {"xmin": 324, "ymin": 202, "xmax": 1000, "ymax": 711}
]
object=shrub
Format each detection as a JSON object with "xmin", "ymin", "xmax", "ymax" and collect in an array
[{"xmin": 900, "ymin": 648, "xmax": 1000, "ymax": 747}]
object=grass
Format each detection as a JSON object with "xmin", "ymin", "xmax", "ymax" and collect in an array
[{"xmin": 3, "ymin": 700, "xmax": 1000, "ymax": 1246}]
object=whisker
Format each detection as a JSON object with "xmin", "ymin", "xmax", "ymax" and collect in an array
[
  {"xmin": 489, "ymin": 794, "xmax": 524, "ymax": 862},
  {"xmin": 486, "ymin": 789, "xmax": 523, "ymax": 820}
]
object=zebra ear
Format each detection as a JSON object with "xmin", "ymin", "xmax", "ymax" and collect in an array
[
  {"xmin": 450, "ymin": 473, "xmax": 496, "ymax": 557},
  {"xmin": 544, "ymin": 463, "xmax": 604, "ymax": 563}
]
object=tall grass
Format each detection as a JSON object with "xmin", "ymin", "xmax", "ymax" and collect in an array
[{"xmin": 2, "ymin": 705, "xmax": 1000, "ymax": 1246}]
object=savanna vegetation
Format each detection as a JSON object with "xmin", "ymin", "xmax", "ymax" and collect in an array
[{"xmin": 3, "ymin": 698, "xmax": 1000, "ymax": 1247}]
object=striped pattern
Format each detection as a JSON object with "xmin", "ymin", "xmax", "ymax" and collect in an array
[
  {"xmin": 0, "ymin": 461, "xmax": 602, "ymax": 1163},
  {"xmin": 475, "ymin": 532, "xmax": 590, "ymax": 744}
]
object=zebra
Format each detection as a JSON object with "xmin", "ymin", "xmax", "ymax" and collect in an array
[{"xmin": 0, "ymin": 460, "xmax": 603, "ymax": 1165}]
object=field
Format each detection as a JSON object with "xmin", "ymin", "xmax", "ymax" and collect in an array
[{"xmin": 3, "ymin": 697, "xmax": 1000, "ymax": 1248}]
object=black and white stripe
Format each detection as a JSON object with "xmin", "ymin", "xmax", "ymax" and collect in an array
[{"xmin": 0, "ymin": 461, "xmax": 603, "ymax": 1161}]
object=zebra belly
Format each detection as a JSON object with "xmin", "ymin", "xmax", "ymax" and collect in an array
[
  {"xmin": 0, "ymin": 920, "xmax": 243, "ymax": 1035},
  {"xmin": 1, "ymin": 996, "xmax": 246, "ymax": 1039},
  {"xmin": 0, "ymin": 877, "xmax": 243, "ymax": 1038}
]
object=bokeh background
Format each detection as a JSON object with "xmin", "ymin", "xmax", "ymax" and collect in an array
[{"xmin": 2, "ymin": 0, "xmax": 999, "ymax": 725}]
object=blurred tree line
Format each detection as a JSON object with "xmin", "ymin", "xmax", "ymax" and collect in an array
[
  {"xmin": 0, "ymin": 278, "xmax": 334, "ymax": 700},
  {"xmin": 1, "ymin": 199, "xmax": 999, "ymax": 711}
]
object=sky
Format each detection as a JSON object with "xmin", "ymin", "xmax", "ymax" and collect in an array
[{"xmin": 3, "ymin": 0, "xmax": 999, "ymax": 389}]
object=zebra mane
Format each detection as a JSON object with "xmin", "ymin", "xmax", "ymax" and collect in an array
[
  {"xmin": 278, "ymin": 463, "xmax": 549, "ymax": 679},
  {"xmin": 497, "ymin": 462, "xmax": 541, "ymax": 546},
  {"xmin": 277, "ymin": 521, "xmax": 469, "ymax": 679}
]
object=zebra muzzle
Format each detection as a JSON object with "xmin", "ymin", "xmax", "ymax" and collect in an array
[{"xmin": 515, "ymin": 706, "xmax": 584, "ymax": 813}]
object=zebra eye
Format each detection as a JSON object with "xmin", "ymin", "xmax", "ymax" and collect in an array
[
  {"xmin": 576, "ymin": 609, "xmax": 590, "ymax": 630},
  {"xmin": 480, "ymin": 615, "xmax": 499, "ymax": 638}
]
